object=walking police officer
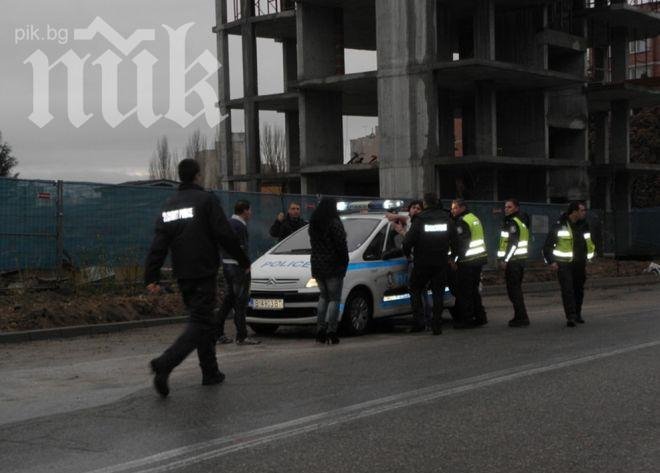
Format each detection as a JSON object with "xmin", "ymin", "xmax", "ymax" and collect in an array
[
  {"xmin": 543, "ymin": 201, "xmax": 595, "ymax": 327},
  {"xmin": 145, "ymin": 159, "xmax": 251, "ymax": 397},
  {"xmin": 403, "ymin": 193, "xmax": 453, "ymax": 335},
  {"xmin": 450, "ymin": 199, "xmax": 488, "ymax": 328},
  {"xmin": 498, "ymin": 198, "xmax": 530, "ymax": 327}
]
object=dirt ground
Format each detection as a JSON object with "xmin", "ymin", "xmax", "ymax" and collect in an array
[{"xmin": 0, "ymin": 259, "xmax": 655, "ymax": 332}]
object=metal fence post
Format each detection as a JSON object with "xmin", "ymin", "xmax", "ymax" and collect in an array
[{"xmin": 56, "ymin": 180, "xmax": 64, "ymax": 271}]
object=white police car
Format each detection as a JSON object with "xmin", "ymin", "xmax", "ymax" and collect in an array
[{"xmin": 246, "ymin": 200, "xmax": 455, "ymax": 336}]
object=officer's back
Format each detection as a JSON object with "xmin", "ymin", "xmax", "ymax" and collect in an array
[
  {"xmin": 403, "ymin": 195, "xmax": 452, "ymax": 266},
  {"xmin": 145, "ymin": 175, "xmax": 248, "ymax": 283}
]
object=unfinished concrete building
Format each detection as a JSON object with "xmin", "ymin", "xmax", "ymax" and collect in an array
[{"xmin": 213, "ymin": 0, "xmax": 660, "ymax": 205}]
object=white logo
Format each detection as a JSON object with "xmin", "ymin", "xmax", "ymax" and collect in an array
[
  {"xmin": 424, "ymin": 224, "xmax": 447, "ymax": 233},
  {"xmin": 22, "ymin": 17, "xmax": 224, "ymax": 129},
  {"xmin": 162, "ymin": 207, "xmax": 194, "ymax": 223}
]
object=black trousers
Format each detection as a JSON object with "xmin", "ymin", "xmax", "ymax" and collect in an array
[
  {"xmin": 218, "ymin": 264, "xmax": 250, "ymax": 341},
  {"xmin": 557, "ymin": 261, "xmax": 587, "ymax": 321},
  {"xmin": 505, "ymin": 261, "xmax": 528, "ymax": 321},
  {"xmin": 455, "ymin": 264, "xmax": 487, "ymax": 324},
  {"xmin": 154, "ymin": 275, "xmax": 220, "ymax": 376},
  {"xmin": 409, "ymin": 264, "xmax": 447, "ymax": 329}
]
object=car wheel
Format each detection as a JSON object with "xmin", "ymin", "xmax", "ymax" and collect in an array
[
  {"xmin": 249, "ymin": 323, "xmax": 279, "ymax": 335},
  {"xmin": 342, "ymin": 289, "xmax": 372, "ymax": 336}
]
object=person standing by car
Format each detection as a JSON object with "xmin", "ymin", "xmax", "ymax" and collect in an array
[
  {"xmin": 309, "ymin": 197, "xmax": 349, "ymax": 345},
  {"xmin": 403, "ymin": 193, "xmax": 453, "ymax": 335},
  {"xmin": 543, "ymin": 201, "xmax": 595, "ymax": 327},
  {"xmin": 498, "ymin": 198, "xmax": 531, "ymax": 327},
  {"xmin": 145, "ymin": 159, "xmax": 250, "ymax": 398},
  {"xmin": 450, "ymin": 199, "xmax": 488, "ymax": 329},
  {"xmin": 217, "ymin": 200, "xmax": 261, "ymax": 346},
  {"xmin": 270, "ymin": 202, "xmax": 307, "ymax": 241}
]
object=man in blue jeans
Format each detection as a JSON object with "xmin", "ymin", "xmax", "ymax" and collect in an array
[{"xmin": 217, "ymin": 200, "xmax": 261, "ymax": 345}]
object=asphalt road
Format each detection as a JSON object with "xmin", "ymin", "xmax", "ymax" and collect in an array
[{"xmin": 1, "ymin": 283, "xmax": 659, "ymax": 473}]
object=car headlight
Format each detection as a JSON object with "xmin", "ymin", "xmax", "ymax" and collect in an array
[{"xmin": 305, "ymin": 278, "xmax": 318, "ymax": 288}]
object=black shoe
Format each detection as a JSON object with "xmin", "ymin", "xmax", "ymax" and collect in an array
[
  {"xmin": 474, "ymin": 317, "xmax": 488, "ymax": 327},
  {"xmin": 408, "ymin": 325, "xmax": 425, "ymax": 333},
  {"xmin": 327, "ymin": 332, "xmax": 340, "ymax": 345},
  {"xmin": 566, "ymin": 319, "xmax": 577, "ymax": 327},
  {"xmin": 315, "ymin": 328, "xmax": 327, "ymax": 344},
  {"xmin": 453, "ymin": 321, "xmax": 476, "ymax": 330},
  {"xmin": 150, "ymin": 359, "xmax": 170, "ymax": 398},
  {"xmin": 575, "ymin": 316, "xmax": 585, "ymax": 324},
  {"xmin": 508, "ymin": 318, "xmax": 530, "ymax": 327},
  {"xmin": 202, "ymin": 371, "xmax": 226, "ymax": 386}
]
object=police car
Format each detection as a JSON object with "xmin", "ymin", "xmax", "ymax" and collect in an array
[{"xmin": 246, "ymin": 200, "xmax": 455, "ymax": 336}]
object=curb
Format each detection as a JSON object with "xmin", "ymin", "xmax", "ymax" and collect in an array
[
  {"xmin": 482, "ymin": 274, "xmax": 659, "ymax": 296},
  {"xmin": 1, "ymin": 276, "xmax": 657, "ymax": 344},
  {"xmin": 0, "ymin": 316, "xmax": 186, "ymax": 344}
]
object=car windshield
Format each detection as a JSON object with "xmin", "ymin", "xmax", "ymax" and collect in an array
[{"xmin": 271, "ymin": 218, "xmax": 380, "ymax": 255}]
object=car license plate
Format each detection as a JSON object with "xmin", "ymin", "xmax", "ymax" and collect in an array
[{"xmin": 251, "ymin": 298, "xmax": 284, "ymax": 310}]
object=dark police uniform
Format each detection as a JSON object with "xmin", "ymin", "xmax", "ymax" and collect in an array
[
  {"xmin": 451, "ymin": 209, "xmax": 488, "ymax": 328},
  {"xmin": 403, "ymin": 205, "xmax": 453, "ymax": 334},
  {"xmin": 269, "ymin": 214, "xmax": 307, "ymax": 241},
  {"xmin": 543, "ymin": 214, "xmax": 595, "ymax": 325},
  {"xmin": 145, "ymin": 182, "xmax": 250, "ymax": 389},
  {"xmin": 498, "ymin": 211, "xmax": 530, "ymax": 326}
]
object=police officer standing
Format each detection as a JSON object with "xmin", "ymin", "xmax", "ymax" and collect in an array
[
  {"xmin": 497, "ymin": 198, "xmax": 530, "ymax": 327},
  {"xmin": 403, "ymin": 193, "xmax": 453, "ymax": 335},
  {"xmin": 543, "ymin": 201, "xmax": 595, "ymax": 327},
  {"xmin": 270, "ymin": 202, "xmax": 307, "ymax": 241},
  {"xmin": 450, "ymin": 199, "xmax": 488, "ymax": 328},
  {"xmin": 145, "ymin": 159, "xmax": 251, "ymax": 397}
]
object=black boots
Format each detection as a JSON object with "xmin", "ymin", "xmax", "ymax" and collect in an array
[
  {"xmin": 150, "ymin": 359, "xmax": 170, "ymax": 398},
  {"xmin": 327, "ymin": 332, "xmax": 340, "ymax": 345},
  {"xmin": 508, "ymin": 318, "xmax": 530, "ymax": 327},
  {"xmin": 315, "ymin": 328, "xmax": 327, "ymax": 344},
  {"xmin": 202, "ymin": 370, "xmax": 226, "ymax": 386}
]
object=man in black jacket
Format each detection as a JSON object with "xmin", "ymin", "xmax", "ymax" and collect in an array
[
  {"xmin": 217, "ymin": 199, "xmax": 260, "ymax": 345},
  {"xmin": 145, "ymin": 159, "xmax": 250, "ymax": 398},
  {"xmin": 403, "ymin": 193, "xmax": 453, "ymax": 335},
  {"xmin": 270, "ymin": 202, "xmax": 307, "ymax": 241}
]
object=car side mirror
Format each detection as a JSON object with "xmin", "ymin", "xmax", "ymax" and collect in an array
[{"xmin": 382, "ymin": 248, "xmax": 404, "ymax": 260}]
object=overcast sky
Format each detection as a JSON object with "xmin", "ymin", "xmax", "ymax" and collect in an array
[{"xmin": 0, "ymin": 0, "xmax": 377, "ymax": 183}]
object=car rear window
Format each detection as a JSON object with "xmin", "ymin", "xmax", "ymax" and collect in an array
[{"xmin": 271, "ymin": 218, "xmax": 380, "ymax": 255}]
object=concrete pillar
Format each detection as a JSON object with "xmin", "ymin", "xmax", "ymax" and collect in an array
[
  {"xmin": 592, "ymin": 111, "xmax": 610, "ymax": 165},
  {"xmin": 285, "ymin": 111, "xmax": 300, "ymax": 171},
  {"xmin": 475, "ymin": 81, "xmax": 497, "ymax": 156},
  {"xmin": 215, "ymin": 0, "xmax": 232, "ymax": 189},
  {"xmin": 611, "ymin": 27, "xmax": 629, "ymax": 83},
  {"xmin": 297, "ymin": 3, "xmax": 344, "ymax": 80},
  {"xmin": 299, "ymin": 91, "xmax": 343, "ymax": 167},
  {"xmin": 474, "ymin": 0, "xmax": 495, "ymax": 60},
  {"xmin": 376, "ymin": 0, "xmax": 439, "ymax": 198},
  {"xmin": 610, "ymin": 100, "xmax": 630, "ymax": 164},
  {"xmin": 282, "ymin": 38, "xmax": 297, "ymax": 91},
  {"xmin": 241, "ymin": 4, "xmax": 259, "ymax": 191},
  {"xmin": 438, "ymin": 90, "xmax": 454, "ymax": 158}
]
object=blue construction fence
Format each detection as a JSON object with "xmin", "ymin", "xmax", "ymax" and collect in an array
[{"xmin": 1, "ymin": 177, "xmax": 658, "ymax": 273}]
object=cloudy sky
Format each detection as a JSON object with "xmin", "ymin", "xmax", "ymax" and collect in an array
[{"xmin": 0, "ymin": 0, "xmax": 377, "ymax": 183}]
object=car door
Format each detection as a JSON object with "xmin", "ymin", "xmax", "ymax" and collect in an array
[{"xmin": 362, "ymin": 222, "xmax": 410, "ymax": 319}]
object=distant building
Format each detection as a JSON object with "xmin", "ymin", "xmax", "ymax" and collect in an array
[
  {"xmin": 118, "ymin": 179, "xmax": 179, "ymax": 188},
  {"xmin": 195, "ymin": 133, "xmax": 246, "ymax": 190},
  {"xmin": 349, "ymin": 127, "xmax": 379, "ymax": 164}
]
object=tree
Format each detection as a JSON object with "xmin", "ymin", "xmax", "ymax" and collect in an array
[
  {"xmin": 185, "ymin": 129, "xmax": 208, "ymax": 161},
  {"xmin": 0, "ymin": 132, "xmax": 18, "ymax": 177},
  {"xmin": 630, "ymin": 107, "xmax": 660, "ymax": 208},
  {"xmin": 148, "ymin": 136, "xmax": 178, "ymax": 181},
  {"xmin": 260, "ymin": 124, "xmax": 287, "ymax": 174}
]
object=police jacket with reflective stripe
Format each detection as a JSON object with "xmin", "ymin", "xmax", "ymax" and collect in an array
[
  {"xmin": 403, "ymin": 206, "xmax": 453, "ymax": 267},
  {"xmin": 144, "ymin": 183, "xmax": 250, "ymax": 284},
  {"xmin": 452, "ymin": 210, "xmax": 488, "ymax": 266},
  {"xmin": 498, "ymin": 212, "xmax": 530, "ymax": 263},
  {"xmin": 543, "ymin": 214, "xmax": 593, "ymax": 264}
]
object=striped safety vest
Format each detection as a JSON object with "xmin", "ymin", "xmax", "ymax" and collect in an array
[
  {"xmin": 459, "ymin": 212, "xmax": 487, "ymax": 262},
  {"xmin": 552, "ymin": 223, "xmax": 595, "ymax": 262},
  {"xmin": 497, "ymin": 216, "xmax": 529, "ymax": 262}
]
